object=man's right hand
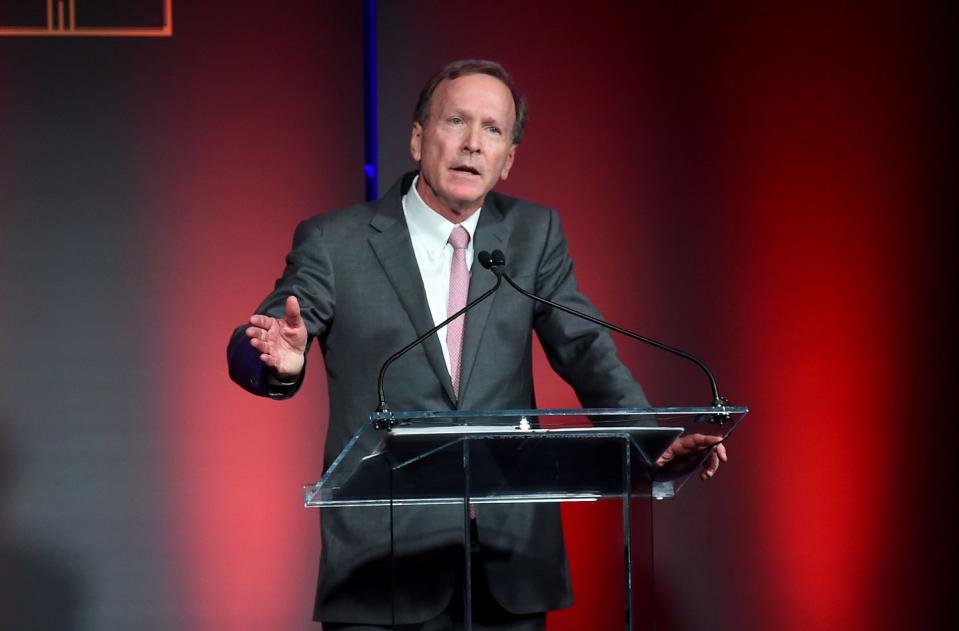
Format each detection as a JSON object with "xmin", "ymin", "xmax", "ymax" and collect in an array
[{"xmin": 246, "ymin": 295, "xmax": 308, "ymax": 378}]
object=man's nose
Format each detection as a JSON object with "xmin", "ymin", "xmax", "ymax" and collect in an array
[{"xmin": 463, "ymin": 125, "xmax": 481, "ymax": 153}]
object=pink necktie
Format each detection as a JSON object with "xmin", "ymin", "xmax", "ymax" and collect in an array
[{"xmin": 447, "ymin": 226, "xmax": 470, "ymax": 397}]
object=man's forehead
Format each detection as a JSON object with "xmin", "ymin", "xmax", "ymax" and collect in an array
[{"xmin": 432, "ymin": 74, "xmax": 515, "ymax": 118}]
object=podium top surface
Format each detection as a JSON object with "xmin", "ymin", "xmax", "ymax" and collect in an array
[
  {"xmin": 370, "ymin": 405, "xmax": 747, "ymax": 424},
  {"xmin": 305, "ymin": 405, "xmax": 748, "ymax": 507}
]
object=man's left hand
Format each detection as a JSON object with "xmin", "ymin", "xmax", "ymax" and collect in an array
[{"xmin": 656, "ymin": 434, "xmax": 728, "ymax": 480}]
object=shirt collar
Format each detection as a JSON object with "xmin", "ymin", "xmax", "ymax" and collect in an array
[{"xmin": 402, "ymin": 175, "xmax": 481, "ymax": 259}]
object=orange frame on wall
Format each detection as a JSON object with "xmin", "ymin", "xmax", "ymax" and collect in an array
[{"xmin": 0, "ymin": 0, "xmax": 172, "ymax": 37}]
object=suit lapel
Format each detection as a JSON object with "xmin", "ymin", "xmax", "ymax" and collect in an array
[
  {"xmin": 458, "ymin": 198, "xmax": 510, "ymax": 405},
  {"xmin": 368, "ymin": 186, "xmax": 456, "ymax": 405}
]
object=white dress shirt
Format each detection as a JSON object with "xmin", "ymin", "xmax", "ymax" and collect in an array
[{"xmin": 402, "ymin": 175, "xmax": 481, "ymax": 374}]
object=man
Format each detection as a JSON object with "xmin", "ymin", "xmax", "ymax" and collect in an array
[{"xmin": 228, "ymin": 60, "xmax": 725, "ymax": 630}]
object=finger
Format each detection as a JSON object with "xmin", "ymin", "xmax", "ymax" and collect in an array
[
  {"xmin": 670, "ymin": 435, "xmax": 696, "ymax": 455},
  {"xmin": 715, "ymin": 443, "xmax": 728, "ymax": 463},
  {"xmin": 285, "ymin": 295, "xmax": 303, "ymax": 327},
  {"xmin": 694, "ymin": 433, "xmax": 723, "ymax": 447},
  {"xmin": 249, "ymin": 314, "xmax": 275, "ymax": 329},
  {"xmin": 656, "ymin": 439, "xmax": 679, "ymax": 466},
  {"xmin": 702, "ymin": 451, "xmax": 720, "ymax": 479},
  {"xmin": 249, "ymin": 337, "xmax": 267, "ymax": 352},
  {"xmin": 707, "ymin": 451, "xmax": 720, "ymax": 474},
  {"xmin": 679, "ymin": 433, "xmax": 715, "ymax": 450},
  {"xmin": 678, "ymin": 434, "xmax": 720, "ymax": 459}
]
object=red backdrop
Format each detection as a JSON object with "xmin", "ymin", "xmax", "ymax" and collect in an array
[{"xmin": 376, "ymin": 2, "xmax": 950, "ymax": 629}]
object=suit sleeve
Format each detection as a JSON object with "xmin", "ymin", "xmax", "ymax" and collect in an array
[
  {"xmin": 532, "ymin": 209, "xmax": 651, "ymax": 410},
  {"xmin": 227, "ymin": 217, "xmax": 335, "ymax": 398}
]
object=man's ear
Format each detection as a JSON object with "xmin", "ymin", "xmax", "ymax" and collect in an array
[
  {"xmin": 500, "ymin": 144, "xmax": 518, "ymax": 180},
  {"xmin": 410, "ymin": 122, "xmax": 423, "ymax": 162}
]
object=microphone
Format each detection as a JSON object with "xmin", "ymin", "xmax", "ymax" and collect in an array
[
  {"xmin": 375, "ymin": 253, "xmax": 504, "ymax": 416},
  {"xmin": 478, "ymin": 249, "xmax": 505, "ymax": 273},
  {"xmin": 484, "ymin": 249, "xmax": 731, "ymax": 419}
]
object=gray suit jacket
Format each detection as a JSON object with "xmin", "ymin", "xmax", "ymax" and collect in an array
[{"xmin": 227, "ymin": 172, "xmax": 649, "ymax": 624}]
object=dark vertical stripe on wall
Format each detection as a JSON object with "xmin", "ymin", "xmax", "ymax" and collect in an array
[{"xmin": 363, "ymin": 0, "xmax": 379, "ymax": 201}]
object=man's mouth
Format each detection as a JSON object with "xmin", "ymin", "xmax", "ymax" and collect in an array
[{"xmin": 450, "ymin": 165, "xmax": 481, "ymax": 176}]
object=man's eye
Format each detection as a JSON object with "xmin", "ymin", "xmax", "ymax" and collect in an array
[
  {"xmin": 488, "ymin": 126, "xmax": 501, "ymax": 135},
  {"xmin": 449, "ymin": 117, "xmax": 463, "ymax": 125}
]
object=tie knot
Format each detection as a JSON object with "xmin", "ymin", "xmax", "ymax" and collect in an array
[{"xmin": 448, "ymin": 225, "xmax": 470, "ymax": 250}]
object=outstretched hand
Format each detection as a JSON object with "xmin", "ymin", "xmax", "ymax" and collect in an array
[
  {"xmin": 656, "ymin": 433, "xmax": 728, "ymax": 480},
  {"xmin": 246, "ymin": 295, "xmax": 308, "ymax": 378}
]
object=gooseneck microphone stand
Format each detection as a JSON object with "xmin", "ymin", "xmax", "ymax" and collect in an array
[{"xmin": 477, "ymin": 249, "xmax": 731, "ymax": 421}]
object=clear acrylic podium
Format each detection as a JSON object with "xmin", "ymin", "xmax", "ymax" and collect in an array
[{"xmin": 304, "ymin": 406, "xmax": 747, "ymax": 630}]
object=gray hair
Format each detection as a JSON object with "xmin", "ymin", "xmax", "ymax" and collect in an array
[{"xmin": 413, "ymin": 59, "xmax": 527, "ymax": 145}]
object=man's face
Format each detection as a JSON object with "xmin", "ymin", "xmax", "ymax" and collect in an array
[{"xmin": 410, "ymin": 73, "xmax": 517, "ymax": 221}]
